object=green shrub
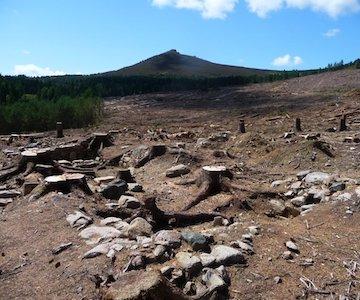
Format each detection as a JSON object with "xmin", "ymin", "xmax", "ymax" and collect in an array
[{"xmin": 0, "ymin": 95, "xmax": 102, "ymax": 134}]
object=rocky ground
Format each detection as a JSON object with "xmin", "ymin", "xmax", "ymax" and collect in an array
[{"xmin": 1, "ymin": 69, "xmax": 360, "ymax": 300}]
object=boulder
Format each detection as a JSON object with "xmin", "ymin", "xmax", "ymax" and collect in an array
[
  {"xmin": 104, "ymin": 270, "xmax": 188, "ymax": 300},
  {"xmin": 201, "ymin": 268, "xmax": 227, "ymax": 293},
  {"xmin": 100, "ymin": 179, "xmax": 128, "ymax": 200},
  {"xmin": 329, "ymin": 182, "xmax": 346, "ymax": 193},
  {"xmin": 118, "ymin": 195, "xmax": 141, "ymax": 209},
  {"xmin": 155, "ymin": 230, "xmax": 181, "ymax": 248},
  {"xmin": 79, "ymin": 226, "xmax": 122, "ymax": 244},
  {"xmin": 199, "ymin": 253, "xmax": 216, "ymax": 267},
  {"xmin": 175, "ymin": 252, "xmax": 202, "ymax": 276},
  {"xmin": 181, "ymin": 231, "xmax": 209, "ymax": 251},
  {"xmin": 304, "ymin": 172, "xmax": 331, "ymax": 184},
  {"xmin": 126, "ymin": 217, "xmax": 153, "ymax": 238},
  {"xmin": 66, "ymin": 211, "xmax": 92, "ymax": 229},
  {"xmin": 210, "ymin": 245, "xmax": 244, "ymax": 266}
]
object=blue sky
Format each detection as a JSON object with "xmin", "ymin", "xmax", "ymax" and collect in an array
[{"xmin": 0, "ymin": 0, "xmax": 359, "ymax": 76}]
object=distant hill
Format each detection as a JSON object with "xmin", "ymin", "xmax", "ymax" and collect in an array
[{"xmin": 102, "ymin": 49, "xmax": 274, "ymax": 77}]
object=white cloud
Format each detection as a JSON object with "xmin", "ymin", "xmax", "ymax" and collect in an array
[
  {"xmin": 245, "ymin": 0, "xmax": 360, "ymax": 17},
  {"xmin": 272, "ymin": 54, "xmax": 303, "ymax": 67},
  {"xmin": 152, "ymin": 0, "xmax": 238, "ymax": 19},
  {"xmin": 324, "ymin": 28, "xmax": 341, "ymax": 37},
  {"xmin": 13, "ymin": 64, "xmax": 66, "ymax": 77},
  {"xmin": 21, "ymin": 50, "xmax": 31, "ymax": 55}
]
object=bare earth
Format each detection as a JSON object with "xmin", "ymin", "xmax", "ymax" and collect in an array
[{"xmin": 1, "ymin": 69, "xmax": 360, "ymax": 300}]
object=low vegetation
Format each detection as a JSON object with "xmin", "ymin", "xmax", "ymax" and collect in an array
[{"xmin": 0, "ymin": 95, "xmax": 103, "ymax": 134}]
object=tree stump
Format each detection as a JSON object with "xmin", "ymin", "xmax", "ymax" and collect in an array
[
  {"xmin": 339, "ymin": 115, "xmax": 347, "ymax": 132},
  {"xmin": 56, "ymin": 122, "xmax": 64, "ymax": 138},
  {"xmin": 295, "ymin": 118, "xmax": 302, "ymax": 132},
  {"xmin": 239, "ymin": 120, "xmax": 246, "ymax": 133},
  {"xmin": 134, "ymin": 145, "xmax": 167, "ymax": 168},
  {"xmin": 182, "ymin": 166, "xmax": 233, "ymax": 211}
]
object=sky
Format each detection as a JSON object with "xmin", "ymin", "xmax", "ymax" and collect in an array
[{"xmin": 0, "ymin": 0, "xmax": 359, "ymax": 76}]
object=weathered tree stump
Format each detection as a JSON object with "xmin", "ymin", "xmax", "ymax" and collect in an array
[
  {"xmin": 134, "ymin": 144, "xmax": 167, "ymax": 168},
  {"xmin": 29, "ymin": 173, "xmax": 93, "ymax": 201},
  {"xmin": 339, "ymin": 115, "xmax": 347, "ymax": 131},
  {"xmin": 295, "ymin": 118, "xmax": 302, "ymax": 132},
  {"xmin": 182, "ymin": 166, "xmax": 234, "ymax": 211},
  {"xmin": 239, "ymin": 120, "xmax": 246, "ymax": 133},
  {"xmin": 56, "ymin": 122, "xmax": 64, "ymax": 138}
]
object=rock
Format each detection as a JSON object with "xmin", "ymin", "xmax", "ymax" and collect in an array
[
  {"xmin": 154, "ymin": 230, "xmax": 181, "ymax": 248},
  {"xmin": 286, "ymin": 240, "xmax": 299, "ymax": 253},
  {"xmin": 297, "ymin": 170, "xmax": 311, "ymax": 180},
  {"xmin": 183, "ymin": 281, "xmax": 196, "ymax": 296},
  {"xmin": 200, "ymin": 253, "xmax": 216, "ymax": 267},
  {"xmin": 100, "ymin": 217, "xmax": 123, "ymax": 226},
  {"xmin": 290, "ymin": 196, "xmax": 306, "ymax": 207},
  {"xmin": 181, "ymin": 231, "xmax": 209, "ymax": 251},
  {"xmin": 332, "ymin": 192, "xmax": 352, "ymax": 202},
  {"xmin": 271, "ymin": 180, "xmax": 288, "ymax": 188},
  {"xmin": 308, "ymin": 187, "xmax": 329, "ymax": 202},
  {"xmin": 329, "ymin": 182, "xmax": 346, "ymax": 193},
  {"xmin": 290, "ymin": 181, "xmax": 302, "ymax": 190},
  {"xmin": 104, "ymin": 270, "xmax": 186, "ymax": 300},
  {"xmin": 118, "ymin": 195, "xmax": 141, "ymax": 209},
  {"xmin": 209, "ymin": 132, "xmax": 230, "ymax": 142},
  {"xmin": 241, "ymin": 234, "xmax": 253, "ymax": 243},
  {"xmin": 175, "ymin": 252, "xmax": 202, "ymax": 276},
  {"xmin": 79, "ymin": 226, "xmax": 122, "ymax": 244},
  {"xmin": 210, "ymin": 245, "xmax": 244, "ymax": 266},
  {"xmin": 197, "ymin": 138, "xmax": 211, "ymax": 148},
  {"xmin": 274, "ymin": 276, "xmax": 282, "ymax": 284},
  {"xmin": 282, "ymin": 251, "xmax": 293, "ymax": 260},
  {"xmin": 269, "ymin": 199, "xmax": 286, "ymax": 215},
  {"xmin": 23, "ymin": 181, "xmax": 39, "ymax": 195},
  {"xmin": 100, "ymin": 179, "xmax": 128, "ymax": 200},
  {"xmin": 304, "ymin": 172, "xmax": 331, "ymax": 184},
  {"xmin": 52, "ymin": 242, "xmax": 73, "ymax": 255},
  {"xmin": 202, "ymin": 268, "xmax": 227, "ymax": 293},
  {"xmin": 248, "ymin": 225, "xmax": 260, "ymax": 235},
  {"xmin": 153, "ymin": 245, "xmax": 167, "ymax": 259},
  {"xmin": 284, "ymin": 190, "xmax": 295, "ymax": 198},
  {"xmin": 0, "ymin": 190, "xmax": 21, "ymax": 198},
  {"xmin": 166, "ymin": 164, "xmax": 190, "ymax": 178},
  {"xmin": 128, "ymin": 183, "xmax": 143, "ymax": 192},
  {"xmin": 0, "ymin": 198, "xmax": 13, "ymax": 207},
  {"xmin": 83, "ymin": 242, "xmax": 113, "ymax": 259},
  {"xmin": 161, "ymin": 266, "xmax": 175, "ymax": 278},
  {"xmin": 283, "ymin": 132, "xmax": 295, "ymax": 139},
  {"xmin": 126, "ymin": 217, "xmax": 153, "ymax": 238},
  {"xmin": 66, "ymin": 211, "xmax": 92, "ymax": 229},
  {"xmin": 233, "ymin": 241, "xmax": 254, "ymax": 254}
]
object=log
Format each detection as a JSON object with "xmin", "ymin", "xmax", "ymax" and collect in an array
[{"xmin": 339, "ymin": 115, "xmax": 347, "ymax": 131}]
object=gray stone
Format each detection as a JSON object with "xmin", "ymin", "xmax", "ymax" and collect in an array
[
  {"xmin": 333, "ymin": 192, "xmax": 352, "ymax": 202},
  {"xmin": 153, "ymin": 245, "xmax": 167, "ymax": 259},
  {"xmin": 181, "ymin": 231, "xmax": 209, "ymax": 251},
  {"xmin": 304, "ymin": 172, "xmax": 331, "ymax": 184},
  {"xmin": 282, "ymin": 251, "xmax": 293, "ymax": 260},
  {"xmin": 248, "ymin": 225, "xmax": 260, "ymax": 235},
  {"xmin": 330, "ymin": 182, "xmax": 346, "ymax": 193},
  {"xmin": 126, "ymin": 217, "xmax": 153, "ymax": 238},
  {"xmin": 183, "ymin": 281, "xmax": 196, "ymax": 296},
  {"xmin": 79, "ymin": 226, "xmax": 122, "ymax": 245},
  {"xmin": 233, "ymin": 240, "xmax": 254, "ymax": 254},
  {"xmin": 269, "ymin": 199, "xmax": 286, "ymax": 215},
  {"xmin": 297, "ymin": 170, "xmax": 311, "ymax": 180},
  {"xmin": 290, "ymin": 181, "xmax": 302, "ymax": 190},
  {"xmin": 290, "ymin": 196, "xmax": 306, "ymax": 207},
  {"xmin": 274, "ymin": 276, "xmax": 282, "ymax": 284},
  {"xmin": 100, "ymin": 179, "xmax": 128, "ymax": 200},
  {"xmin": 286, "ymin": 240, "xmax": 299, "ymax": 252},
  {"xmin": 154, "ymin": 230, "xmax": 181, "ymax": 248},
  {"xmin": 200, "ymin": 253, "xmax": 216, "ymax": 267},
  {"xmin": 128, "ymin": 183, "xmax": 143, "ymax": 192},
  {"xmin": 66, "ymin": 211, "xmax": 92, "ymax": 229},
  {"xmin": 175, "ymin": 252, "xmax": 202, "ymax": 276},
  {"xmin": 118, "ymin": 195, "xmax": 141, "ymax": 209},
  {"xmin": 202, "ymin": 268, "xmax": 227, "ymax": 292},
  {"xmin": 165, "ymin": 164, "xmax": 190, "ymax": 178},
  {"xmin": 83, "ymin": 242, "xmax": 113, "ymax": 259},
  {"xmin": 100, "ymin": 217, "xmax": 122, "ymax": 226},
  {"xmin": 210, "ymin": 245, "xmax": 244, "ymax": 265}
]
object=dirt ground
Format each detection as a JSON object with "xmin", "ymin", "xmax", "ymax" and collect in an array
[{"xmin": 1, "ymin": 69, "xmax": 360, "ymax": 299}]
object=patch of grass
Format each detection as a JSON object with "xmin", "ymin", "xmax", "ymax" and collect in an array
[{"xmin": 0, "ymin": 95, "xmax": 103, "ymax": 134}]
